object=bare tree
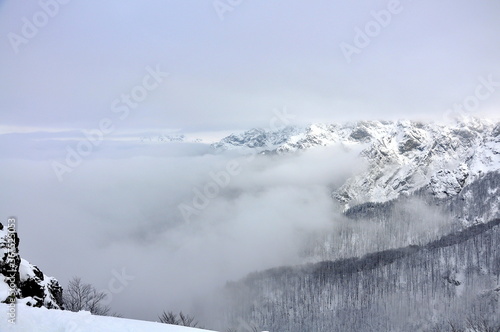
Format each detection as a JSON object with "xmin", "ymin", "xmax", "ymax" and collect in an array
[
  {"xmin": 179, "ymin": 312, "xmax": 198, "ymax": 327},
  {"xmin": 429, "ymin": 317, "xmax": 500, "ymax": 332},
  {"xmin": 465, "ymin": 317, "xmax": 500, "ymax": 332},
  {"xmin": 63, "ymin": 277, "xmax": 111, "ymax": 316},
  {"xmin": 444, "ymin": 320, "xmax": 465, "ymax": 332},
  {"xmin": 158, "ymin": 311, "xmax": 179, "ymax": 325},
  {"xmin": 158, "ymin": 311, "xmax": 198, "ymax": 327}
]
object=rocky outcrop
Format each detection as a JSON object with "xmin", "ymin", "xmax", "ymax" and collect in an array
[{"xmin": 0, "ymin": 222, "xmax": 63, "ymax": 309}]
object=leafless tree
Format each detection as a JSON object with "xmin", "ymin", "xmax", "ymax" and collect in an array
[
  {"xmin": 158, "ymin": 311, "xmax": 179, "ymax": 325},
  {"xmin": 63, "ymin": 277, "xmax": 111, "ymax": 316},
  {"xmin": 429, "ymin": 317, "xmax": 500, "ymax": 332},
  {"xmin": 158, "ymin": 311, "xmax": 198, "ymax": 327},
  {"xmin": 465, "ymin": 317, "xmax": 500, "ymax": 332},
  {"xmin": 446, "ymin": 320, "xmax": 465, "ymax": 332}
]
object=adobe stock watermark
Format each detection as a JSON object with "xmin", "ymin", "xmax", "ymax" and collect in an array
[
  {"xmin": 7, "ymin": 0, "xmax": 71, "ymax": 54},
  {"xmin": 340, "ymin": 0, "xmax": 407, "ymax": 64},
  {"xmin": 51, "ymin": 64, "xmax": 169, "ymax": 182},
  {"xmin": 4, "ymin": 217, "xmax": 18, "ymax": 325},
  {"xmin": 213, "ymin": 0, "xmax": 244, "ymax": 21},
  {"xmin": 443, "ymin": 74, "xmax": 500, "ymax": 121},
  {"xmin": 178, "ymin": 107, "xmax": 295, "ymax": 223},
  {"xmin": 99, "ymin": 268, "xmax": 135, "ymax": 306}
]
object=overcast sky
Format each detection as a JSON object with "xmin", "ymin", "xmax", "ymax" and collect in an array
[
  {"xmin": 1, "ymin": 0, "xmax": 499, "ymax": 137},
  {"xmin": 1, "ymin": 0, "xmax": 500, "ymax": 325}
]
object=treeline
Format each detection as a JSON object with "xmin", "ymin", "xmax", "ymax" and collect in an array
[{"xmin": 305, "ymin": 172, "xmax": 499, "ymax": 266}]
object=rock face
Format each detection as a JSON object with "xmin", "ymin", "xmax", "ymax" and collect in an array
[
  {"xmin": 213, "ymin": 118, "xmax": 500, "ymax": 209},
  {"xmin": 0, "ymin": 222, "xmax": 63, "ymax": 309}
]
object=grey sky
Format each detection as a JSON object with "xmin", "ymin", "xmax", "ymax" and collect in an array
[
  {"xmin": 1, "ymin": 0, "xmax": 500, "ymax": 325},
  {"xmin": 1, "ymin": 0, "xmax": 499, "ymax": 137}
]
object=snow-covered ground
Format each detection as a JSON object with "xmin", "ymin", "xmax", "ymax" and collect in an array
[{"xmin": 0, "ymin": 304, "xmax": 217, "ymax": 332}]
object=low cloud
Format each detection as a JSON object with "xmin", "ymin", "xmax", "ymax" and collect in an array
[
  {"xmin": 0, "ymin": 142, "xmax": 365, "ymax": 321},
  {"xmin": 0, "ymin": 138, "xmax": 457, "ymax": 324}
]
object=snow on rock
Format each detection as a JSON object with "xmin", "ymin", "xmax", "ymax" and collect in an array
[
  {"xmin": 0, "ymin": 304, "xmax": 218, "ymax": 332},
  {"xmin": 429, "ymin": 163, "xmax": 469, "ymax": 199},
  {"xmin": 449, "ymin": 171, "xmax": 500, "ymax": 226},
  {"xmin": 0, "ymin": 222, "xmax": 63, "ymax": 309},
  {"xmin": 213, "ymin": 118, "xmax": 500, "ymax": 209}
]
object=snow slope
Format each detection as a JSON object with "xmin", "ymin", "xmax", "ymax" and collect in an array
[{"xmin": 0, "ymin": 304, "xmax": 218, "ymax": 332}]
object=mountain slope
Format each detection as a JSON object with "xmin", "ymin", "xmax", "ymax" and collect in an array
[
  {"xmin": 209, "ymin": 118, "xmax": 500, "ymax": 331},
  {"xmin": 213, "ymin": 118, "xmax": 500, "ymax": 209},
  {"xmin": 218, "ymin": 218, "xmax": 500, "ymax": 332}
]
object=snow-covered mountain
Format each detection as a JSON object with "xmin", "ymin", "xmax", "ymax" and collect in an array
[
  {"xmin": 213, "ymin": 118, "xmax": 500, "ymax": 209},
  {"xmin": 210, "ymin": 118, "xmax": 500, "ymax": 331},
  {"xmin": 0, "ymin": 222, "xmax": 63, "ymax": 310}
]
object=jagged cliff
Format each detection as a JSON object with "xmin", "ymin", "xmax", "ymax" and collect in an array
[{"xmin": 0, "ymin": 221, "xmax": 63, "ymax": 309}]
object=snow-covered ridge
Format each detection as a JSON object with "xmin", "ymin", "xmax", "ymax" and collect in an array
[
  {"xmin": 213, "ymin": 118, "xmax": 500, "ymax": 208},
  {"xmin": 0, "ymin": 304, "xmax": 217, "ymax": 332}
]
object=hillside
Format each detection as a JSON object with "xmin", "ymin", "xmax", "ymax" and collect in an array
[{"xmin": 217, "ymin": 218, "xmax": 500, "ymax": 332}]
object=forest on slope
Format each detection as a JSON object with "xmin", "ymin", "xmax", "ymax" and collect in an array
[{"xmin": 213, "ymin": 172, "xmax": 500, "ymax": 332}]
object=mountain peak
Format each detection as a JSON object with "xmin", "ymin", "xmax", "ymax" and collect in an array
[{"xmin": 212, "ymin": 118, "xmax": 500, "ymax": 208}]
